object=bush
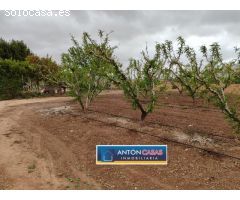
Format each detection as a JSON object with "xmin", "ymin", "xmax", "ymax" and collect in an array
[{"xmin": 0, "ymin": 59, "xmax": 33, "ymax": 99}]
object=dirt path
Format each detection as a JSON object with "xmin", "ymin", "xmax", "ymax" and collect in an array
[
  {"xmin": 1, "ymin": 93, "xmax": 240, "ymax": 189},
  {"xmin": 0, "ymin": 97, "xmax": 72, "ymax": 189},
  {"xmin": 0, "ymin": 97, "xmax": 104, "ymax": 189}
]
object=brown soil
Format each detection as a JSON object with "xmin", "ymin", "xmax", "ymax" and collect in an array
[{"xmin": 1, "ymin": 91, "xmax": 240, "ymax": 190}]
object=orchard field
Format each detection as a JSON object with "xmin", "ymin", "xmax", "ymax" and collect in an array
[
  {"xmin": 1, "ymin": 31, "xmax": 240, "ymax": 189},
  {"xmin": 1, "ymin": 88, "xmax": 240, "ymax": 189}
]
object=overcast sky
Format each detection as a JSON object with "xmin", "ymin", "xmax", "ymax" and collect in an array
[{"xmin": 0, "ymin": 10, "xmax": 240, "ymax": 65}]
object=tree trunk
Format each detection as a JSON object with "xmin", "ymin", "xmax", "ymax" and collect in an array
[{"xmin": 141, "ymin": 110, "xmax": 148, "ymax": 121}]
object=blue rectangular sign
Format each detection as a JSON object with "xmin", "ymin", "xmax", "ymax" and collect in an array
[{"xmin": 96, "ymin": 145, "xmax": 167, "ymax": 165}]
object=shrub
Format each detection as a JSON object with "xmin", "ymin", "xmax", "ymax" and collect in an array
[{"xmin": 0, "ymin": 59, "xmax": 32, "ymax": 99}]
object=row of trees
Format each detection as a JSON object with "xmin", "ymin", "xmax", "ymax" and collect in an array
[
  {"xmin": 60, "ymin": 31, "xmax": 240, "ymax": 133},
  {"xmin": 1, "ymin": 34, "xmax": 239, "ymax": 132}
]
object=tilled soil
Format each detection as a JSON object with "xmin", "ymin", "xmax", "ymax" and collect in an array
[{"xmin": 1, "ymin": 91, "xmax": 240, "ymax": 189}]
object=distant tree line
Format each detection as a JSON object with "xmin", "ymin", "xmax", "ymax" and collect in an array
[
  {"xmin": 0, "ymin": 38, "xmax": 61, "ymax": 100},
  {"xmin": 0, "ymin": 38, "xmax": 31, "ymax": 61}
]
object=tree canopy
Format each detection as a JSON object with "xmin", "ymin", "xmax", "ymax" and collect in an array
[{"xmin": 0, "ymin": 38, "xmax": 31, "ymax": 61}]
